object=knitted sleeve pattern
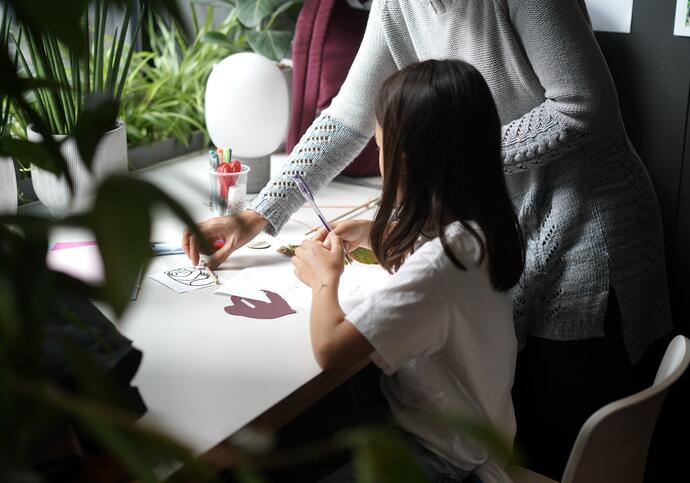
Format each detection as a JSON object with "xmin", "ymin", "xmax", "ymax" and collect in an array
[
  {"xmin": 248, "ymin": 115, "xmax": 371, "ymax": 235},
  {"xmin": 249, "ymin": 0, "xmax": 396, "ymax": 235},
  {"xmin": 501, "ymin": 0, "xmax": 621, "ymax": 174}
]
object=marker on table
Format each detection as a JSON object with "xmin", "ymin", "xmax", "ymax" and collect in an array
[
  {"xmin": 151, "ymin": 240, "xmax": 225, "ymax": 256},
  {"xmin": 292, "ymin": 174, "xmax": 353, "ymax": 264}
]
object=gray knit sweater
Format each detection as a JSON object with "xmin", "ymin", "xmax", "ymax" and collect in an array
[{"xmin": 249, "ymin": 0, "xmax": 671, "ymax": 363}]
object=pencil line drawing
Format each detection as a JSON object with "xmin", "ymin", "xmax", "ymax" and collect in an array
[{"xmin": 166, "ymin": 267, "xmax": 214, "ymax": 287}]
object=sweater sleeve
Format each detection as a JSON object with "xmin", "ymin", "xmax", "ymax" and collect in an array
[
  {"xmin": 249, "ymin": 0, "xmax": 397, "ymax": 235},
  {"xmin": 501, "ymin": 0, "xmax": 621, "ymax": 174}
]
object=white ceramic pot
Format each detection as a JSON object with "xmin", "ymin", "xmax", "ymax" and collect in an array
[
  {"xmin": 28, "ymin": 121, "xmax": 128, "ymax": 216},
  {"xmin": 0, "ymin": 156, "xmax": 18, "ymax": 215}
]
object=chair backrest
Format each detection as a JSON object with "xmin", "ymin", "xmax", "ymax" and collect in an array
[{"xmin": 561, "ymin": 335, "xmax": 690, "ymax": 483}]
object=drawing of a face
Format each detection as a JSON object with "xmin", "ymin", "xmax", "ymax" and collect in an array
[{"xmin": 166, "ymin": 267, "xmax": 212, "ymax": 287}]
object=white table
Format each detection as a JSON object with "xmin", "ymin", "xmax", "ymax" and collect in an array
[{"xmin": 44, "ymin": 151, "xmax": 382, "ymax": 469}]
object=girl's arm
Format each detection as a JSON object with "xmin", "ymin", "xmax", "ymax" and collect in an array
[
  {"xmin": 248, "ymin": 0, "xmax": 397, "ymax": 235},
  {"xmin": 293, "ymin": 236, "xmax": 374, "ymax": 371},
  {"xmin": 500, "ymin": 0, "xmax": 621, "ymax": 174}
]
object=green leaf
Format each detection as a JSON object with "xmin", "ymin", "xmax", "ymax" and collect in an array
[
  {"xmin": 0, "ymin": 137, "xmax": 58, "ymax": 173},
  {"xmin": 10, "ymin": 378, "xmax": 214, "ymax": 483},
  {"xmin": 234, "ymin": 468, "xmax": 270, "ymax": 483},
  {"xmin": 200, "ymin": 31, "xmax": 239, "ymax": 50},
  {"xmin": 350, "ymin": 429, "xmax": 430, "ymax": 483},
  {"xmin": 236, "ymin": 0, "xmax": 283, "ymax": 28},
  {"xmin": 72, "ymin": 95, "xmax": 119, "ymax": 172},
  {"xmin": 192, "ymin": 0, "xmax": 236, "ymax": 6},
  {"xmin": 89, "ymin": 178, "xmax": 153, "ymax": 317},
  {"xmin": 404, "ymin": 409, "xmax": 515, "ymax": 463},
  {"xmin": 88, "ymin": 176, "xmax": 206, "ymax": 316},
  {"xmin": 350, "ymin": 247, "xmax": 379, "ymax": 265},
  {"xmin": 6, "ymin": 0, "xmax": 90, "ymax": 56},
  {"xmin": 246, "ymin": 30, "xmax": 292, "ymax": 62},
  {"xmin": 0, "ymin": 77, "xmax": 66, "ymax": 97}
]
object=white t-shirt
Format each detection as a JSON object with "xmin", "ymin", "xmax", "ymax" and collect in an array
[{"xmin": 346, "ymin": 221, "xmax": 517, "ymax": 472}]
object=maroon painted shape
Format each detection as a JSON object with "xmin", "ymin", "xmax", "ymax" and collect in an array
[{"xmin": 224, "ymin": 290, "xmax": 297, "ymax": 320}]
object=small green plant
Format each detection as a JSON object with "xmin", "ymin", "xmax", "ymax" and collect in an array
[
  {"xmin": 121, "ymin": 7, "xmax": 230, "ymax": 148},
  {"xmin": 197, "ymin": 0, "xmax": 302, "ymax": 62},
  {"xmin": 0, "ymin": 7, "xmax": 12, "ymax": 139}
]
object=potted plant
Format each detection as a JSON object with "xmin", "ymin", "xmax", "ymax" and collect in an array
[
  {"xmin": 122, "ymin": 6, "xmax": 227, "ymax": 168},
  {"xmin": 198, "ymin": 0, "xmax": 302, "ymax": 62},
  {"xmin": 15, "ymin": 0, "xmax": 137, "ymax": 215},
  {"xmin": 0, "ymin": 7, "xmax": 17, "ymax": 214}
]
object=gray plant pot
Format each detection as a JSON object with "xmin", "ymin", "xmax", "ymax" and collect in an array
[
  {"xmin": 0, "ymin": 156, "xmax": 17, "ymax": 214},
  {"xmin": 128, "ymin": 131, "xmax": 206, "ymax": 170},
  {"xmin": 28, "ymin": 121, "xmax": 128, "ymax": 216}
]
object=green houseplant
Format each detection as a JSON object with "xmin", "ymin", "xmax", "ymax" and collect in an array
[
  {"xmin": 197, "ymin": 0, "xmax": 303, "ymax": 62},
  {"xmin": 122, "ymin": 5, "xmax": 231, "ymax": 166},
  {"xmin": 14, "ymin": 0, "xmax": 141, "ymax": 214},
  {"xmin": 120, "ymin": 0, "xmax": 302, "ymax": 163},
  {"xmin": 0, "ymin": 7, "xmax": 18, "ymax": 214},
  {"xmin": 1, "ymin": 1, "xmax": 222, "ymax": 480}
]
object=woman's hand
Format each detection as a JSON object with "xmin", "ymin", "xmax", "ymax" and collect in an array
[
  {"xmin": 292, "ymin": 234, "xmax": 346, "ymax": 290},
  {"xmin": 182, "ymin": 210, "xmax": 267, "ymax": 269},
  {"xmin": 313, "ymin": 219, "xmax": 373, "ymax": 250}
]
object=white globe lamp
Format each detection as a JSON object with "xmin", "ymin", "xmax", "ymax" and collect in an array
[{"xmin": 205, "ymin": 53, "xmax": 290, "ymax": 193}]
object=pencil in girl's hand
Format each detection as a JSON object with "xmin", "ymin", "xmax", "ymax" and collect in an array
[{"xmin": 293, "ymin": 174, "xmax": 353, "ymax": 264}]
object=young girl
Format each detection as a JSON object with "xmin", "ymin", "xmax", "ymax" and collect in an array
[{"xmin": 291, "ymin": 60, "xmax": 524, "ymax": 482}]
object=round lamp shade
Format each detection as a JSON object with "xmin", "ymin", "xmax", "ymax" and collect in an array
[{"xmin": 205, "ymin": 53, "xmax": 290, "ymax": 158}]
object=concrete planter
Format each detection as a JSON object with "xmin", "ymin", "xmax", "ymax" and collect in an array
[
  {"xmin": 28, "ymin": 121, "xmax": 128, "ymax": 216},
  {"xmin": 0, "ymin": 156, "xmax": 17, "ymax": 214},
  {"xmin": 127, "ymin": 131, "xmax": 206, "ymax": 170}
]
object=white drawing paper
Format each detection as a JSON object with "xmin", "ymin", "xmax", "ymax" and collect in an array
[
  {"xmin": 674, "ymin": 0, "xmax": 690, "ymax": 37},
  {"xmin": 585, "ymin": 0, "xmax": 634, "ymax": 33},
  {"xmin": 216, "ymin": 262, "xmax": 391, "ymax": 312},
  {"xmin": 149, "ymin": 267, "xmax": 225, "ymax": 294},
  {"xmin": 215, "ymin": 270, "xmax": 272, "ymax": 303}
]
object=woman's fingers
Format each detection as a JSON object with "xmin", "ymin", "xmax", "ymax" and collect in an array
[
  {"xmin": 189, "ymin": 233, "xmax": 201, "ymax": 266},
  {"xmin": 207, "ymin": 241, "xmax": 232, "ymax": 269},
  {"xmin": 181, "ymin": 227, "xmax": 191, "ymax": 258}
]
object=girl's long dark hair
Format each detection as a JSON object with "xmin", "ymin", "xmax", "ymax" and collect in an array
[{"xmin": 371, "ymin": 59, "xmax": 525, "ymax": 291}]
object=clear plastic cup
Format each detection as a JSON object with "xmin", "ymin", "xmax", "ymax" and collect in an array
[{"xmin": 209, "ymin": 164, "xmax": 250, "ymax": 215}]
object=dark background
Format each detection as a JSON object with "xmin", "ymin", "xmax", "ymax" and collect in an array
[
  {"xmin": 595, "ymin": 0, "xmax": 689, "ymax": 333},
  {"xmin": 595, "ymin": 0, "xmax": 688, "ymax": 480}
]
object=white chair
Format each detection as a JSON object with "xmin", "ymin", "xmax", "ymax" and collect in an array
[{"xmin": 508, "ymin": 335, "xmax": 690, "ymax": 483}]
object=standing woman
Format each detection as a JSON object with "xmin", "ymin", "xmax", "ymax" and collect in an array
[{"xmin": 183, "ymin": 0, "xmax": 672, "ymax": 477}]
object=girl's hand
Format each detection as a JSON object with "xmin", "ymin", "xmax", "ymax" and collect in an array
[
  {"xmin": 313, "ymin": 219, "xmax": 373, "ymax": 250},
  {"xmin": 293, "ymin": 234, "xmax": 346, "ymax": 289}
]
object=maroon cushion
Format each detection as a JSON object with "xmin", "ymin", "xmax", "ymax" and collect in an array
[{"xmin": 288, "ymin": 0, "xmax": 379, "ymax": 177}]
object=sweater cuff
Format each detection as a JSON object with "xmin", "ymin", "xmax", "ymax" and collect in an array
[
  {"xmin": 248, "ymin": 195, "xmax": 292, "ymax": 236},
  {"xmin": 248, "ymin": 112, "xmax": 371, "ymax": 236}
]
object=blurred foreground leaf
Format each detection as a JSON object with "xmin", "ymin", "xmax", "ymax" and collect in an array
[
  {"xmin": 72, "ymin": 95, "xmax": 119, "ymax": 172},
  {"xmin": 0, "ymin": 138, "xmax": 58, "ymax": 173},
  {"xmin": 85, "ymin": 176, "xmax": 206, "ymax": 316},
  {"xmin": 10, "ymin": 377, "xmax": 216, "ymax": 483},
  {"xmin": 342, "ymin": 428, "xmax": 429, "ymax": 483}
]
